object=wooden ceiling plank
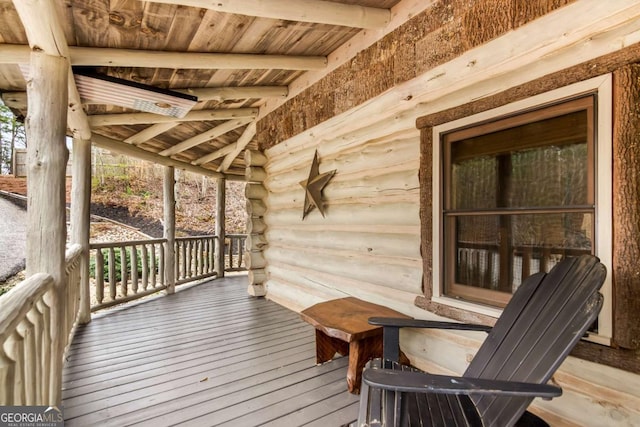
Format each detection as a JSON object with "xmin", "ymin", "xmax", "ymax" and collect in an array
[
  {"xmin": 91, "ymin": 132, "xmax": 224, "ymax": 178},
  {"xmin": 125, "ymin": 122, "xmax": 179, "ymax": 145},
  {"xmin": 144, "ymin": 0, "xmax": 391, "ymax": 29},
  {"xmin": 89, "ymin": 108, "xmax": 258, "ymax": 126},
  {"xmin": 159, "ymin": 118, "xmax": 253, "ymax": 156},
  {"xmin": 217, "ymin": 121, "xmax": 257, "ymax": 172},
  {"xmin": 12, "ymin": 0, "xmax": 92, "ymax": 140},
  {"xmin": 180, "ymin": 86, "xmax": 288, "ymax": 101}
]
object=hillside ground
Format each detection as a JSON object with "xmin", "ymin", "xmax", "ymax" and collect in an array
[{"xmin": 0, "ymin": 170, "xmax": 247, "ymax": 237}]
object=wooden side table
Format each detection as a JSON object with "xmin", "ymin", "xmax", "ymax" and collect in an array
[{"xmin": 300, "ymin": 297, "xmax": 411, "ymax": 394}]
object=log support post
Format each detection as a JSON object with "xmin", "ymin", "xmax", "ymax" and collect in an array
[
  {"xmin": 25, "ymin": 52, "xmax": 69, "ymax": 406},
  {"xmin": 164, "ymin": 166, "xmax": 176, "ymax": 294},
  {"xmin": 71, "ymin": 137, "xmax": 92, "ymax": 324},
  {"xmin": 215, "ymin": 177, "xmax": 226, "ymax": 277},
  {"xmin": 245, "ymin": 150, "xmax": 268, "ymax": 297}
]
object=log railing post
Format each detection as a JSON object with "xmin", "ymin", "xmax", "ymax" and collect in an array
[
  {"xmin": 215, "ymin": 177, "xmax": 226, "ymax": 277},
  {"xmin": 71, "ymin": 137, "xmax": 92, "ymax": 324},
  {"xmin": 164, "ymin": 166, "xmax": 176, "ymax": 294},
  {"xmin": 24, "ymin": 52, "xmax": 68, "ymax": 406}
]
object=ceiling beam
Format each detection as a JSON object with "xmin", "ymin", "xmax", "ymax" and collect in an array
[
  {"xmin": 191, "ymin": 143, "xmax": 237, "ymax": 166},
  {"xmin": 145, "ymin": 0, "xmax": 390, "ymax": 29},
  {"xmin": 0, "ymin": 45, "xmax": 326, "ymax": 70},
  {"xmin": 91, "ymin": 133, "xmax": 225, "ymax": 178},
  {"xmin": 5, "ymin": 86, "xmax": 287, "ymax": 110},
  {"xmin": 1, "ymin": 91, "xmax": 27, "ymax": 110},
  {"xmin": 159, "ymin": 118, "xmax": 253, "ymax": 157},
  {"xmin": 124, "ymin": 122, "xmax": 180, "ymax": 146},
  {"xmin": 70, "ymin": 47, "xmax": 327, "ymax": 70},
  {"xmin": 218, "ymin": 121, "xmax": 257, "ymax": 172},
  {"xmin": 88, "ymin": 108, "xmax": 258, "ymax": 126},
  {"xmin": 11, "ymin": 2, "xmax": 92, "ymax": 140}
]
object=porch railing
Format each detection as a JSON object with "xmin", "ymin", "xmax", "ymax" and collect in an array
[
  {"xmin": 175, "ymin": 235, "xmax": 216, "ymax": 284},
  {"xmin": 64, "ymin": 245, "xmax": 83, "ymax": 352},
  {"xmin": 226, "ymin": 234, "xmax": 246, "ymax": 272},
  {"xmin": 90, "ymin": 238, "xmax": 167, "ymax": 311},
  {"xmin": 0, "ymin": 232, "xmax": 247, "ymax": 405},
  {"xmin": 0, "ymin": 244, "xmax": 83, "ymax": 405},
  {"xmin": 89, "ymin": 234, "xmax": 247, "ymax": 311}
]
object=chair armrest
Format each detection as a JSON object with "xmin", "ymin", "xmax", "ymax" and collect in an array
[
  {"xmin": 368, "ymin": 317, "xmax": 491, "ymax": 362},
  {"xmin": 369, "ymin": 317, "xmax": 492, "ymax": 333},
  {"xmin": 363, "ymin": 369, "xmax": 562, "ymax": 399}
]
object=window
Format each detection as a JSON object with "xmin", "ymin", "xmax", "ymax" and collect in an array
[
  {"xmin": 443, "ymin": 97, "xmax": 594, "ymax": 307},
  {"xmin": 432, "ymin": 76, "xmax": 612, "ymax": 344}
]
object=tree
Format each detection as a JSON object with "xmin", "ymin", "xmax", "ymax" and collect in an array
[{"xmin": 0, "ymin": 103, "xmax": 26, "ymax": 175}]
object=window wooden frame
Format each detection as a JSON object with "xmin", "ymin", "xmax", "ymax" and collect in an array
[
  {"xmin": 431, "ymin": 75, "xmax": 613, "ymax": 344},
  {"xmin": 441, "ymin": 96, "xmax": 596, "ymax": 308}
]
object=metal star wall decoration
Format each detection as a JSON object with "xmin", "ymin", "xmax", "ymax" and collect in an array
[{"xmin": 300, "ymin": 150, "xmax": 336, "ymax": 219}]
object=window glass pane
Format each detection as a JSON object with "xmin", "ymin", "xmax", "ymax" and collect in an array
[
  {"xmin": 447, "ymin": 212, "xmax": 593, "ymax": 297},
  {"xmin": 451, "ymin": 157, "xmax": 497, "ymax": 209},
  {"xmin": 450, "ymin": 111, "xmax": 589, "ymax": 210}
]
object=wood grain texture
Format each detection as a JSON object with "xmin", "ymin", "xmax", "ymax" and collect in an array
[
  {"xmin": 300, "ymin": 297, "xmax": 411, "ymax": 342},
  {"xmin": 61, "ymin": 275, "xmax": 360, "ymax": 426},
  {"xmin": 301, "ymin": 297, "xmax": 410, "ymax": 393},
  {"xmin": 70, "ymin": 138, "xmax": 92, "ymax": 325},
  {"xmin": 612, "ymin": 64, "xmax": 640, "ymax": 350},
  {"xmin": 24, "ymin": 52, "xmax": 69, "ymax": 406}
]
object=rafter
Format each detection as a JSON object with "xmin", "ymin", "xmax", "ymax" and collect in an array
[
  {"xmin": 159, "ymin": 118, "xmax": 253, "ymax": 157},
  {"xmin": 124, "ymin": 122, "xmax": 179, "ymax": 146},
  {"xmin": 145, "ymin": 0, "xmax": 390, "ymax": 29},
  {"xmin": 88, "ymin": 108, "xmax": 258, "ymax": 126},
  {"xmin": 192, "ymin": 143, "xmax": 237, "ymax": 166},
  {"xmin": 91, "ymin": 133, "xmax": 225, "ymax": 178},
  {"xmin": 218, "ymin": 121, "xmax": 257, "ymax": 172}
]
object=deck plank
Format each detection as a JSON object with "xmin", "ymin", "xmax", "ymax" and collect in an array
[{"xmin": 62, "ymin": 275, "xmax": 360, "ymax": 426}]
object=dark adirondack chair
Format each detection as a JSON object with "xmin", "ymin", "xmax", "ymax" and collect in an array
[{"xmin": 357, "ymin": 254, "xmax": 606, "ymax": 427}]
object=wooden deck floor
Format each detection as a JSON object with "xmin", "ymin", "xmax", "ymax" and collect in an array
[{"xmin": 62, "ymin": 275, "xmax": 360, "ymax": 426}]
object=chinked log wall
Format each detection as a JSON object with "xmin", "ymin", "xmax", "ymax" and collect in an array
[{"xmin": 263, "ymin": 128, "xmax": 422, "ymax": 313}]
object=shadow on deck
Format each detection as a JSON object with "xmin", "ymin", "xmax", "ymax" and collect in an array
[{"xmin": 62, "ymin": 275, "xmax": 359, "ymax": 426}]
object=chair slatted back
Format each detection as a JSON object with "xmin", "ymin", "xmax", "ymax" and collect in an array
[{"xmin": 464, "ymin": 255, "xmax": 606, "ymax": 426}]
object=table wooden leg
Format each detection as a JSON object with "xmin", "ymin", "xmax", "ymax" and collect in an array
[
  {"xmin": 315, "ymin": 329, "xmax": 348, "ymax": 364},
  {"xmin": 347, "ymin": 335, "xmax": 382, "ymax": 394}
]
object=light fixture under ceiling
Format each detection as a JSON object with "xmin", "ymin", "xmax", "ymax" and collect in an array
[{"xmin": 73, "ymin": 69, "xmax": 198, "ymax": 118}]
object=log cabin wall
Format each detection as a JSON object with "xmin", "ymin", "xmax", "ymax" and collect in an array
[
  {"xmin": 263, "ymin": 125, "xmax": 422, "ymax": 314},
  {"xmin": 259, "ymin": 1, "xmax": 640, "ymax": 425}
]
